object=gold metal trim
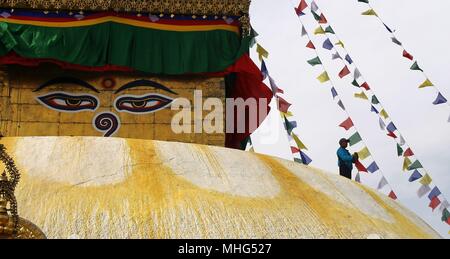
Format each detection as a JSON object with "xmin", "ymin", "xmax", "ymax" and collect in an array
[{"xmin": 0, "ymin": 0, "xmax": 251, "ymax": 16}]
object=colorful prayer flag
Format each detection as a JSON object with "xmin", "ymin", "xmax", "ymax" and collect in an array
[
  {"xmin": 256, "ymin": 44, "xmax": 269, "ymax": 61},
  {"xmin": 358, "ymin": 147, "xmax": 371, "ymax": 160},
  {"xmin": 332, "ymin": 52, "xmax": 342, "ymax": 60},
  {"xmin": 391, "ymin": 37, "xmax": 402, "ymax": 46},
  {"xmin": 379, "ymin": 118, "xmax": 386, "ymax": 130},
  {"xmin": 339, "ymin": 117, "xmax": 354, "ymax": 131},
  {"xmin": 278, "ymin": 97, "xmax": 292, "ymax": 113},
  {"xmin": 323, "ymin": 38, "xmax": 333, "ymax": 50},
  {"xmin": 314, "ymin": 26, "xmax": 326, "ymax": 35},
  {"xmin": 428, "ymin": 187, "xmax": 442, "ymax": 200},
  {"xmin": 337, "ymin": 100, "xmax": 346, "ymax": 110},
  {"xmin": 355, "ymin": 160, "xmax": 368, "ymax": 172},
  {"xmin": 387, "ymin": 122, "xmax": 397, "ymax": 132},
  {"xmin": 362, "ymin": 9, "xmax": 378, "ymax": 16},
  {"xmin": 336, "ymin": 41, "xmax": 345, "ymax": 47},
  {"xmin": 348, "ymin": 132, "xmax": 362, "ymax": 146},
  {"xmin": 419, "ymin": 174, "xmax": 432, "ymax": 186},
  {"xmin": 419, "ymin": 79, "xmax": 434, "ymax": 89},
  {"xmin": 307, "ymin": 57, "xmax": 322, "ymax": 66},
  {"xmin": 300, "ymin": 151, "xmax": 313, "ymax": 165},
  {"xmin": 402, "ymin": 157, "xmax": 412, "ymax": 171},
  {"xmin": 331, "ymin": 87, "xmax": 338, "ymax": 99},
  {"xmin": 387, "ymin": 131, "xmax": 397, "ymax": 139},
  {"xmin": 292, "ymin": 133, "xmax": 308, "ymax": 150},
  {"xmin": 377, "ymin": 177, "xmax": 388, "ymax": 190},
  {"xmin": 433, "ymin": 93, "xmax": 448, "ymax": 105},
  {"xmin": 397, "ymin": 144, "xmax": 403, "ymax": 157},
  {"xmin": 306, "ymin": 41, "xmax": 316, "ymax": 49},
  {"xmin": 388, "ymin": 191, "xmax": 398, "ymax": 200},
  {"xmin": 409, "ymin": 170, "xmax": 423, "ymax": 182},
  {"xmin": 367, "ymin": 162, "xmax": 379, "ymax": 173},
  {"xmin": 345, "ymin": 55, "xmax": 353, "ymax": 64},
  {"xmin": 319, "ymin": 14, "xmax": 328, "ymax": 24},
  {"xmin": 372, "ymin": 95, "xmax": 379, "ymax": 104},
  {"xmin": 429, "ymin": 196, "xmax": 441, "ymax": 211},
  {"xmin": 380, "ymin": 109, "xmax": 389, "ymax": 119},
  {"xmin": 417, "ymin": 184, "xmax": 431, "ymax": 198},
  {"xmin": 324, "ymin": 26, "xmax": 335, "ymax": 34},
  {"xmin": 402, "ymin": 50, "xmax": 414, "ymax": 61},
  {"xmin": 361, "ymin": 82, "xmax": 370, "ymax": 90},
  {"xmin": 261, "ymin": 60, "xmax": 268, "ymax": 80},
  {"xmin": 403, "ymin": 148, "xmax": 414, "ymax": 157},
  {"xmin": 317, "ymin": 71, "xmax": 330, "ymax": 83},
  {"xmin": 408, "ymin": 160, "xmax": 423, "ymax": 171},
  {"xmin": 339, "ymin": 66, "xmax": 351, "ymax": 78},
  {"xmin": 354, "ymin": 91, "xmax": 368, "ymax": 100},
  {"xmin": 355, "ymin": 172, "xmax": 361, "ymax": 183},
  {"xmin": 354, "ymin": 68, "xmax": 361, "ymax": 79},
  {"xmin": 295, "ymin": 0, "xmax": 308, "ymax": 16},
  {"xmin": 410, "ymin": 61, "xmax": 423, "ymax": 72}
]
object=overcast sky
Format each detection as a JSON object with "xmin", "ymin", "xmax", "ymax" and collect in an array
[{"xmin": 249, "ymin": 0, "xmax": 450, "ymax": 238}]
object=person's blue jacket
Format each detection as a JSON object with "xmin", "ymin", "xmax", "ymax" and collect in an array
[{"xmin": 337, "ymin": 147, "xmax": 353, "ymax": 170}]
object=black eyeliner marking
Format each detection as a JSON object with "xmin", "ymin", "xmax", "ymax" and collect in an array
[
  {"xmin": 33, "ymin": 77, "xmax": 100, "ymax": 93},
  {"xmin": 114, "ymin": 80, "xmax": 178, "ymax": 95}
]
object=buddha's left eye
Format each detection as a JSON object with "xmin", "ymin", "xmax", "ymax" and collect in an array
[
  {"xmin": 114, "ymin": 94, "xmax": 173, "ymax": 114},
  {"xmin": 36, "ymin": 92, "xmax": 99, "ymax": 112}
]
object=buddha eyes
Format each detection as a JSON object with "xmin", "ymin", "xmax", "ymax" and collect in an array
[
  {"xmin": 114, "ymin": 94, "xmax": 174, "ymax": 114},
  {"xmin": 36, "ymin": 92, "xmax": 174, "ymax": 114},
  {"xmin": 36, "ymin": 92, "xmax": 99, "ymax": 112}
]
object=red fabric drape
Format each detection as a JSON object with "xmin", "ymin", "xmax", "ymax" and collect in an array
[{"xmin": 0, "ymin": 52, "xmax": 273, "ymax": 149}]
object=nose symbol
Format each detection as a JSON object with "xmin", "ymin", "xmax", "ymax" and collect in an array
[{"xmin": 93, "ymin": 112, "xmax": 120, "ymax": 137}]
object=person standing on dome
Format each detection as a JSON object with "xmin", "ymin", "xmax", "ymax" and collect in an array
[{"xmin": 337, "ymin": 138, "xmax": 359, "ymax": 180}]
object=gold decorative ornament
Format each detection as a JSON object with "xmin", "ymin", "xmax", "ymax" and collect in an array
[{"xmin": 0, "ymin": 144, "xmax": 46, "ymax": 239}]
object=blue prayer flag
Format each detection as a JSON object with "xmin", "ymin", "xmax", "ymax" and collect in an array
[
  {"xmin": 323, "ymin": 39, "xmax": 333, "ymax": 50},
  {"xmin": 428, "ymin": 187, "xmax": 442, "ymax": 200},
  {"xmin": 409, "ymin": 170, "xmax": 422, "ymax": 182},
  {"xmin": 367, "ymin": 162, "xmax": 380, "ymax": 173}
]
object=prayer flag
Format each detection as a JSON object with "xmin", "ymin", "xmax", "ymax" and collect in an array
[
  {"xmin": 348, "ymin": 132, "xmax": 362, "ymax": 146},
  {"xmin": 339, "ymin": 66, "xmax": 351, "ymax": 78},
  {"xmin": 367, "ymin": 162, "xmax": 379, "ymax": 173},
  {"xmin": 256, "ymin": 44, "xmax": 269, "ymax": 61},
  {"xmin": 409, "ymin": 170, "xmax": 422, "ymax": 182},
  {"xmin": 317, "ymin": 71, "xmax": 330, "ymax": 83},
  {"xmin": 339, "ymin": 117, "xmax": 354, "ymax": 131},
  {"xmin": 419, "ymin": 174, "xmax": 432, "ymax": 186}
]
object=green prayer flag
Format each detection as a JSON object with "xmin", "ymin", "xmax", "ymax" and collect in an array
[
  {"xmin": 372, "ymin": 96, "xmax": 380, "ymax": 105},
  {"xmin": 325, "ymin": 26, "xmax": 335, "ymax": 34},
  {"xmin": 311, "ymin": 10, "xmax": 321, "ymax": 21},
  {"xmin": 307, "ymin": 57, "xmax": 322, "ymax": 66},
  {"xmin": 348, "ymin": 132, "xmax": 362, "ymax": 146},
  {"xmin": 410, "ymin": 61, "xmax": 423, "ymax": 72},
  {"xmin": 397, "ymin": 144, "xmax": 404, "ymax": 157},
  {"xmin": 408, "ymin": 160, "xmax": 424, "ymax": 171},
  {"xmin": 442, "ymin": 209, "xmax": 450, "ymax": 223},
  {"xmin": 352, "ymin": 79, "xmax": 360, "ymax": 87}
]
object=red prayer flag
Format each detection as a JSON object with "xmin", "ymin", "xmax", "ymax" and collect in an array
[
  {"xmin": 295, "ymin": 0, "xmax": 308, "ymax": 15},
  {"xmin": 387, "ymin": 131, "xmax": 397, "ymax": 139},
  {"xmin": 429, "ymin": 196, "xmax": 441, "ymax": 211},
  {"xmin": 306, "ymin": 41, "xmax": 316, "ymax": 49},
  {"xmin": 291, "ymin": 146, "xmax": 300, "ymax": 153},
  {"xmin": 339, "ymin": 66, "xmax": 351, "ymax": 78},
  {"xmin": 278, "ymin": 97, "xmax": 292, "ymax": 113},
  {"xmin": 355, "ymin": 160, "xmax": 368, "ymax": 173},
  {"xmin": 339, "ymin": 117, "xmax": 354, "ymax": 131},
  {"xmin": 360, "ymin": 82, "xmax": 370, "ymax": 90},
  {"xmin": 403, "ymin": 148, "xmax": 414, "ymax": 157},
  {"xmin": 388, "ymin": 191, "xmax": 398, "ymax": 200},
  {"xmin": 319, "ymin": 14, "xmax": 328, "ymax": 24},
  {"xmin": 403, "ymin": 50, "xmax": 414, "ymax": 61}
]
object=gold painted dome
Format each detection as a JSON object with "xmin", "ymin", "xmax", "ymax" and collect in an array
[{"xmin": 0, "ymin": 137, "xmax": 441, "ymax": 239}]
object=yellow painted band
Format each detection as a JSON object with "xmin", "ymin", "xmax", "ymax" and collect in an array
[{"xmin": 0, "ymin": 17, "xmax": 240, "ymax": 34}]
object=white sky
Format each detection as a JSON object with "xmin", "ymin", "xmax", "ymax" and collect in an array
[{"xmin": 249, "ymin": 0, "xmax": 450, "ymax": 238}]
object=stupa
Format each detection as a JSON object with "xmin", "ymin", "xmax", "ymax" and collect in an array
[{"xmin": 0, "ymin": 0, "xmax": 440, "ymax": 239}]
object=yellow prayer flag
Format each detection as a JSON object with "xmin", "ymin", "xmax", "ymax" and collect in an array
[
  {"xmin": 281, "ymin": 111, "xmax": 294, "ymax": 117},
  {"xmin": 419, "ymin": 174, "xmax": 432, "ymax": 186},
  {"xmin": 292, "ymin": 133, "xmax": 308, "ymax": 150},
  {"xmin": 335, "ymin": 41, "xmax": 345, "ymax": 48},
  {"xmin": 256, "ymin": 44, "xmax": 269, "ymax": 61},
  {"xmin": 362, "ymin": 9, "xmax": 378, "ymax": 16},
  {"xmin": 380, "ymin": 109, "xmax": 389, "ymax": 119},
  {"xmin": 317, "ymin": 71, "xmax": 330, "ymax": 83},
  {"xmin": 402, "ymin": 157, "xmax": 412, "ymax": 171},
  {"xmin": 358, "ymin": 147, "xmax": 371, "ymax": 160},
  {"xmin": 419, "ymin": 79, "xmax": 434, "ymax": 89},
  {"xmin": 354, "ymin": 91, "xmax": 368, "ymax": 100},
  {"xmin": 314, "ymin": 27, "xmax": 325, "ymax": 35}
]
